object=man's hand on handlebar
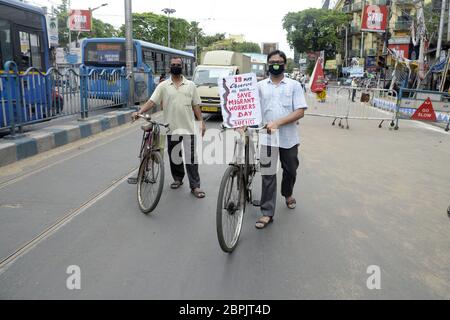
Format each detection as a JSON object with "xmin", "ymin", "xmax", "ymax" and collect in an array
[{"xmin": 132, "ymin": 112, "xmax": 140, "ymax": 122}]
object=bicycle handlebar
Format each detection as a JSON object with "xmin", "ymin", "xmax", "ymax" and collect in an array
[
  {"xmin": 137, "ymin": 114, "xmax": 170, "ymax": 129},
  {"xmin": 220, "ymin": 124, "xmax": 267, "ymax": 133}
]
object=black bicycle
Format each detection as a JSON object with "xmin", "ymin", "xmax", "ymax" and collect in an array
[
  {"xmin": 135, "ymin": 114, "xmax": 169, "ymax": 214},
  {"xmin": 216, "ymin": 125, "xmax": 266, "ymax": 253}
]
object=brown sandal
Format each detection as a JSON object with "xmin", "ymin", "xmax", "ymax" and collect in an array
[
  {"xmin": 286, "ymin": 198, "xmax": 297, "ymax": 210},
  {"xmin": 255, "ymin": 216, "xmax": 274, "ymax": 229},
  {"xmin": 191, "ymin": 188, "xmax": 206, "ymax": 199},
  {"xmin": 170, "ymin": 181, "xmax": 183, "ymax": 189}
]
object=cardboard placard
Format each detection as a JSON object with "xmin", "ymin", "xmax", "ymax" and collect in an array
[{"xmin": 219, "ymin": 73, "xmax": 262, "ymax": 128}]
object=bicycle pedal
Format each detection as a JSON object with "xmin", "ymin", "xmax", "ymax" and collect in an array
[{"xmin": 127, "ymin": 177, "xmax": 138, "ymax": 185}]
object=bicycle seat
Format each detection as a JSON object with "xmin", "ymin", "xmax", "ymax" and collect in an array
[{"xmin": 141, "ymin": 123, "xmax": 153, "ymax": 132}]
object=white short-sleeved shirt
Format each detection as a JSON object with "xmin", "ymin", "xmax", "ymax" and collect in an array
[
  {"xmin": 257, "ymin": 77, "xmax": 308, "ymax": 149},
  {"xmin": 150, "ymin": 76, "xmax": 201, "ymax": 135}
]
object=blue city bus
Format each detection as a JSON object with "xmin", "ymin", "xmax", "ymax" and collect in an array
[
  {"xmin": 0, "ymin": 0, "xmax": 52, "ymax": 130},
  {"xmin": 81, "ymin": 38, "xmax": 196, "ymax": 104}
]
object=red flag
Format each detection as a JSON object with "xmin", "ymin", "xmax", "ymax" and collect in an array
[
  {"xmin": 411, "ymin": 98, "xmax": 437, "ymax": 122},
  {"xmin": 310, "ymin": 58, "xmax": 326, "ymax": 93}
]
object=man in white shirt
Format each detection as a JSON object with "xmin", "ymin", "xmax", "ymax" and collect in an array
[{"xmin": 255, "ymin": 50, "xmax": 308, "ymax": 229}]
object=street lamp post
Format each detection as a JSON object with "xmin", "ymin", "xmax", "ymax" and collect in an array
[
  {"xmin": 162, "ymin": 8, "xmax": 176, "ymax": 48},
  {"xmin": 125, "ymin": 0, "xmax": 134, "ymax": 108},
  {"xmin": 89, "ymin": 3, "xmax": 108, "ymax": 37}
]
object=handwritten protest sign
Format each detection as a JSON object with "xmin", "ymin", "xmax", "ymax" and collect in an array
[{"xmin": 219, "ymin": 73, "xmax": 262, "ymax": 128}]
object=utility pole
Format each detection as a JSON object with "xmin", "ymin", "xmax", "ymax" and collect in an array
[
  {"xmin": 68, "ymin": 0, "xmax": 71, "ymax": 54},
  {"xmin": 361, "ymin": 32, "xmax": 365, "ymax": 59},
  {"xmin": 345, "ymin": 25, "xmax": 348, "ymax": 67},
  {"xmin": 412, "ymin": 0, "xmax": 426, "ymax": 88},
  {"xmin": 448, "ymin": 0, "xmax": 450, "ymax": 43},
  {"xmin": 437, "ymin": 0, "xmax": 447, "ymax": 60},
  {"xmin": 125, "ymin": 0, "xmax": 134, "ymax": 108}
]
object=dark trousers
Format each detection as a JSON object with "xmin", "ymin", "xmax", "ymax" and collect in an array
[
  {"xmin": 260, "ymin": 145, "xmax": 300, "ymax": 217},
  {"xmin": 167, "ymin": 135, "xmax": 200, "ymax": 189},
  {"xmin": 352, "ymin": 89, "xmax": 357, "ymax": 102}
]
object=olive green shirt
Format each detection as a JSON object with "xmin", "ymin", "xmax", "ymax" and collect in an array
[{"xmin": 150, "ymin": 76, "xmax": 201, "ymax": 135}]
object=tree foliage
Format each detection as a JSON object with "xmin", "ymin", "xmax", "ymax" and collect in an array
[
  {"xmin": 283, "ymin": 8, "xmax": 348, "ymax": 59},
  {"xmin": 118, "ymin": 12, "xmax": 196, "ymax": 51},
  {"xmin": 204, "ymin": 39, "xmax": 261, "ymax": 53},
  {"xmin": 286, "ymin": 58, "xmax": 296, "ymax": 74},
  {"xmin": 233, "ymin": 42, "xmax": 261, "ymax": 54}
]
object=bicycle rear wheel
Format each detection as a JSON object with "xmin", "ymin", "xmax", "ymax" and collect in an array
[
  {"xmin": 137, "ymin": 151, "xmax": 164, "ymax": 214},
  {"xmin": 216, "ymin": 165, "xmax": 245, "ymax": 253}
]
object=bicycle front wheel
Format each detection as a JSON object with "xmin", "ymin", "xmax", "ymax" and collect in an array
[
  {"xmin": 137, "ymin": 151, "xmax": 165, "ymax": 214},
  {"xmin": 216, "ymin": 165, "xmax": 246, "ymax": 253}
]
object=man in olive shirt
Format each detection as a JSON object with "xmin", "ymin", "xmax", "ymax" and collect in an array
[{"xmin": 133, "ymin": 57, "xmax": 206, "ymax": 199}]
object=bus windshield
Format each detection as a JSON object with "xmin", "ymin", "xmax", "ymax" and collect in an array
[
  {"xmin": 193, "ymin": 67, "xmax": 234, "ymax": 87},
  {"xmin": 84, "ymin": 42, "xmax": 136, "ymax": 67}
]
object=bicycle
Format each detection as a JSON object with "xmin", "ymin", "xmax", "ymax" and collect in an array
[
  {"xmin": 216, "ymin": 125, "xmax": 266, "ymax": 253},
  {"xmin": 135, "ymin": 114, "xmax": 170, "ymax": 214}
]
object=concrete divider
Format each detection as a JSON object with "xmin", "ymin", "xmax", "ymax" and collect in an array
[{"xmin": 0, "ymin": 109, "xmax": 135, "ymax": 167}]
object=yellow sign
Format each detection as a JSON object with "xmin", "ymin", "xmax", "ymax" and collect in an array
[
  {"xmin": 325, "ymin": 60, "xmax": 337, "ymax": 70},
  {"xmin": 201, "ymin": 106, "xmax": 219, "ymax": 113}
]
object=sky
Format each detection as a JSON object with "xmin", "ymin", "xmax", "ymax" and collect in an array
[{"xmin": 28, "ymin": 0, "xmax": 326, "ymax": 58}]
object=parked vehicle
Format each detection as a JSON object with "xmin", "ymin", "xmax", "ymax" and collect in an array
[{"xmin": 193, "ymin": 50, "xmax": 251, "ymax": 115}]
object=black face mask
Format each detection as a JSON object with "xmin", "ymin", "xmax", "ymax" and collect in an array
[
  {"xmin": 269, "ymin": 64, "xmax": 285, "ymax": 76},
  {"xmin": 170, "ymin": 66, "xmax": 183, "ymax": 75}
]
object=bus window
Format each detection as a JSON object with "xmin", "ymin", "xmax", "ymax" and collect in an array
[
  {"xmin": 30, "ymin": 33, "xmax": 42, "ymax": 70},
  {"xmin": 19, "ymin": 31, "xmax": 31, "ymax": 70},
  {"xmin": 17, "ymin": 30, "xmax": 43, "ymax": 71},
  {"xmin": 84, "ymin": 42, "xmax": 136, "ymax": 67},
  {"xmin": 142, "ymin": 48, "xmax": 155, "ymax": 71},
  {"xmin": 155, "ymin": 52, "xmax": 164, "ymax": 74},
  {"xmin": 164, "ymin": 54, "xmax": 170, "ymax": 72},
  {"xmin": 0, "ymin": 19, "xmax": 12, "ymax": 66}
]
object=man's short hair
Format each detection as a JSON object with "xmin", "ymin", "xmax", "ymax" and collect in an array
[
  {"xmin": 170, "ymin": 56, "xmax": 183, "ymax": 64},
  {"xmin": 267, "ymin": 50, "xmax": 287, "ymax": 64}
]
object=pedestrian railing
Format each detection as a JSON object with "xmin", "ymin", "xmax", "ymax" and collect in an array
[{"xmin": 0, "ymin": 61, "xmax": 129, "ymax": 137}]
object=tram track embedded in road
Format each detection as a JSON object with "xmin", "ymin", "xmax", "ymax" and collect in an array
[{"xmin": 0, "ymin": 166, "xmax": 138, "ymax": 275}]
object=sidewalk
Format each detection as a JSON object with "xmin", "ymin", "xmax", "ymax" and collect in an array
[{"xmin": 0, "ymin": 107, "xmax": 139, "ymax": 167}]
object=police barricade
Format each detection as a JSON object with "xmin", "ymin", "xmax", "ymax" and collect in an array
[
  {"xmin": 395, "ymin": 88, "xmax": 450, "ymax": 132},
  {"xmin": 305, "ymin": 86, "xmax": 398, "ymax": 130}
]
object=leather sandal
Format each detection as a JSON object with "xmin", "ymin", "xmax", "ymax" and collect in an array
[
  {"xmin": 191, "ymin": 188, "xmax": 206, "ymax": 199},
  {"xmin": 286, "ymin": 198, "xmax": 297, "ymax": 210},
  {"xmin": 255, "ymin": 216, "xmax": 274, "ymax": 229},
  {"xmin": 170, "ymin": 181, "xmax": 183, "ymax": 189}
]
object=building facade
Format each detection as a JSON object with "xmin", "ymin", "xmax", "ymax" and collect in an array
[{"xmin": 334, "ymin": 0, "xmax": 432, "ymax": 75}]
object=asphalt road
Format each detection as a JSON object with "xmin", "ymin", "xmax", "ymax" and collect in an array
[{"xmin": 0, "ymin": 103, "xmax": 449, "ymax": 299}]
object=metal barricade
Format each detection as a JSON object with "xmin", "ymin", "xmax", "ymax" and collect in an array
[
  {"xmin": 1, "ymin": 61, "xmax": 128, "ymax": 136},
  {"xmin": 85, "ymin": 67, "xmax": 128, "ymax": 113},
  {"xmin": 396, "ymin": 88, "xmax": 450, "ymax": 132},
  {"xmin": 305, "ymin": 86, "xmax": 398, "ymax": 130}
]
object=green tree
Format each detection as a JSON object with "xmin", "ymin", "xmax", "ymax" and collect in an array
[
  {"xmin": 203, "ymin": 40, "xmax": 261, "ymax": 53},
  {"xmin": 54, "ymin": 0, "xmax": 69, "ymax": 48},
  {"xmin": 118, "ymin": 12, "xmax": 194, "ymax": 50},
  {"xmin": 198, "ymin": 33, "xmax": 226, "ymax": 49},
  {"xmin": 233, "ymin": 42, "xmax": 261, "ymax": 54},
  {"xmin": 424, "ymin": 1, "xmax": 442, "ymax": 44},
  {"xmin": 283, "ymin": 8, "xmax": 348, "ymax": 59},
  {"xmin": 286, "ymin": 58, "xmax": 296, "ymax": 74}
]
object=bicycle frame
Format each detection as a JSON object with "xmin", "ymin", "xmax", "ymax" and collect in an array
[
  {"xmin": 228, "ymin": 127, "xmax": 264, "ymax": 203},
  {"xmin": 137, "ymin": 115, "xmax": 168, "ymax": 159}
]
